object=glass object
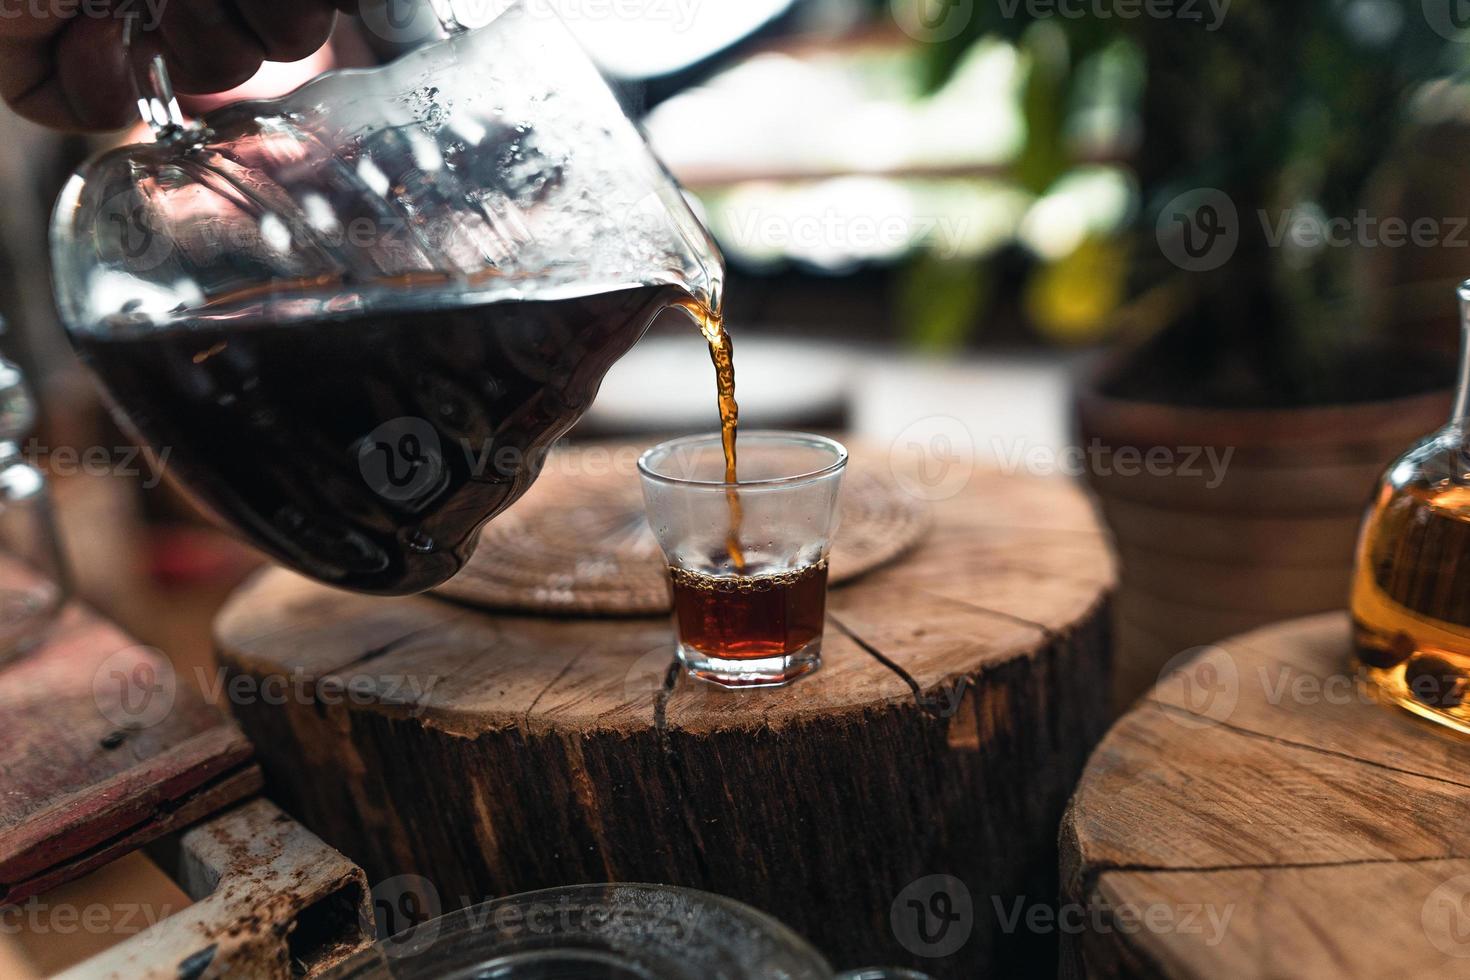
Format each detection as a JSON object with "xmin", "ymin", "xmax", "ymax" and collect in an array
[
  {"xmin": 322, "ymin": 882, "xmax": 929, "ymax": 980},
  {"xmin": 49, "ymin": 0, "xmax": 723, "ymax": 595},
  {"xmin": 0, "ymin": 352, "xmax": 69, "ymax": 665},
  {"xmin": 1353, "ymin": 279, "xmax": 1470, "ymax": 734},
  {"xmin": 639, "ymin": 431, "xmax": 846, "ymax": 688}
]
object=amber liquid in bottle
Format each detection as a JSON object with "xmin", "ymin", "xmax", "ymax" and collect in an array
[
  {"xmin": 1351, "ymin": 283, "xmax": 1470, "ymax": 735},
  {"xmin": 1352, "ymin": 471, "xmax": 1470, "ymax": 732}
]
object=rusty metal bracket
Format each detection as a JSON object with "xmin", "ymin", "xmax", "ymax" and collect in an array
[{"xmin": 57, "ymin": 799, "xmax": 374, "ymax": 980}]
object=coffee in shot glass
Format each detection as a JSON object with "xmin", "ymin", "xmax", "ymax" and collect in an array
[{"xmin": 638, "ymin": 432, "xmax": 847, "ymax": 688}]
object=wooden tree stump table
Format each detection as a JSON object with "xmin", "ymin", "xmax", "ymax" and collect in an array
[
  {"xmin": 215, "ymin": 465, "xmax": 1115, "ymax": 977},
  {"xmin": 1061, "ymin": 613, "xmax": 1470, "ymax": 979}
]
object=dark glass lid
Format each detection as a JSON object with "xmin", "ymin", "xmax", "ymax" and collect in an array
[{"xmin": 324, "ymin": 883, "xmax": 834, "ymax": 980}]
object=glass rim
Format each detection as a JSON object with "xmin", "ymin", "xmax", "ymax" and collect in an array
[{"xmin": 637, "ymin": 430, "xmax": 848, "ymax": 491}]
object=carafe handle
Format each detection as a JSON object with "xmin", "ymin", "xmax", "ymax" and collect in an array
[
  {"xmin": 123, "ymin": 13, "xmax": 198, "ymax": 142},
  {"xmin": 123, "ymin": 0, "xmax": 478, "ymax": 142},
  {"xmin": 425, "ymin": 0, "xmax": 474, "ymax": 36}
]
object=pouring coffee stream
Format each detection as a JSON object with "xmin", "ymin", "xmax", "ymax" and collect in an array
[{"xmin": 675, "ymin": 296, "xmax": 746, "ymax": 572}]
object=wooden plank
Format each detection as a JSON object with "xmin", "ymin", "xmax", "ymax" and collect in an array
[{"xmin": 0, "ymin": 604, "xmax": 260, "ymax": 904}]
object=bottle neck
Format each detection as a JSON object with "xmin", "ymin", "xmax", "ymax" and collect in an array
[
  {"xmin": 1458, "ymin": 287, "xmax": 1470, "ymax": 425},
  {"xmin": 1457, "ymin": 356, "xmax": 1470, "ymax": 428}
]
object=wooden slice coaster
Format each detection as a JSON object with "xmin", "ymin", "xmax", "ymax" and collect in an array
[{"xmin": 435, "ymin": 441, "xmax": 931, "ymax": 615}]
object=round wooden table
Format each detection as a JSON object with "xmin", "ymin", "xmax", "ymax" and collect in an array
[
  {"xmin": 1061, "ymin": 613, "xmax": 1470, "ymax": 979},
  {"xmin": 215, "ymin": 462, "xmax": 1115, "ymax": 977}
]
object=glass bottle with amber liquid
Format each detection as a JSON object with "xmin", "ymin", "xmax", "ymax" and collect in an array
[{"xmin": 1353, "ymin": 280, "xmax": 1470, "ymax": 734}]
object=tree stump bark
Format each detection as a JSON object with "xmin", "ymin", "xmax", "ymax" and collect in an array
[
  {"xmin": 216, "ymin": 467, "xmax": 1114, "ymax": 977},
  {"xmin": 1061, "ymin": 613, "xmax": 1470, "ymax": 979}
]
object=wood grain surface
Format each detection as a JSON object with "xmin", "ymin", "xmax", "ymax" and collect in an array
[{"xmin": 1061, "ymin": 613, "xmax": 1470, "ymax": 979}]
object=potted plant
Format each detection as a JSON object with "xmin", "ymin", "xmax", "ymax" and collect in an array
[{"xmin": 925, "ymin": 1, "xmax": 1470, "ymax": 708}]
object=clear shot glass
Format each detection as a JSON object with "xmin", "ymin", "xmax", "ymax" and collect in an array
[{"xmin": 638, "ymin": 431, "xmax": 847, "ymax": 688}]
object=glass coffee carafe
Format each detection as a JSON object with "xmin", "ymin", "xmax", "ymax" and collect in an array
[{"xmin": 49, "ymin": 0, "xmax": 723, "ymax": 594}]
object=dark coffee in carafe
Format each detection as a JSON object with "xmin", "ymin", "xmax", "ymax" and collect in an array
[{"xmin": 75, "ymin": 284, "xmax": 677, "ymax": 593}]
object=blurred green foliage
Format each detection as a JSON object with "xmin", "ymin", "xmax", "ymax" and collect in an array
[{"xmin": 894, "ymin": 0, "xmax": 1470, "ymax": 404}]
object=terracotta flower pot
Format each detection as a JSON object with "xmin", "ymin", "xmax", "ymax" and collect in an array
[{"xmin": 1075, "ymin": 369, "xmax": 1453, "ymax": 711}]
